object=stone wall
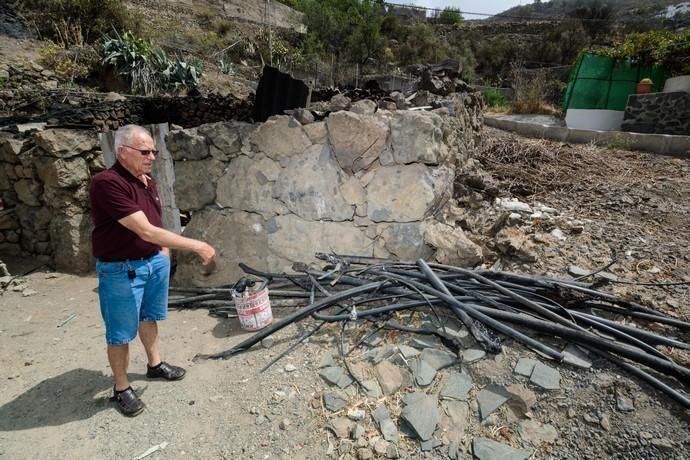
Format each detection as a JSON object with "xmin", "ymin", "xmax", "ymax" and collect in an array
[
  {"xmin": 170, "ymin": 96, "xmax": 483, "ymax": 286},
  {"xmin": 0, "ymin": 128, "xmax": 103, "ymax": 271},
  {"xmin": 622, "ymin": 92, "xmax": 690, "ymax": 136},
  {"xmin": 0, "ymin": 93, "xmax": 483, "ymax": 279},
  {"xmin": 1, "ymin": 91, "xmax": 253, "ymax": 131}
]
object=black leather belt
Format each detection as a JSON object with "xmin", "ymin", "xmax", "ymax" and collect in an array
[{"xmin": 98, "ymin": 251, "xmax": 159, "ymax": 263}]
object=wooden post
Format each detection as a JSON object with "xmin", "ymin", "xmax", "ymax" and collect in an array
[{"xmin": 99, "ymin": 123, "xmax": 181, "ymax": 234}]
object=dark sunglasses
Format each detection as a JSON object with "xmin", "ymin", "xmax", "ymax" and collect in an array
[{"xmin": 123, "ymin": 144, "xmax": 158, "ymax": 156}]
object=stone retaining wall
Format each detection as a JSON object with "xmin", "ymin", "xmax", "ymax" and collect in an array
[
  {"xmin": 0, "ymin": 94, "xmax": 483, "ymax": 280},
  {"xmin": 0, "ymin": 129, "xmax": 103, "ymax": 271},
  {"xmin": 1, "ymin": 93, "xmax": 253, "ymax": 131},
  {"xmin": 622, "ymin": 92, "xmax": 690, "ymax": 136},
  {"xmin": 170, "ymin": 95, "xmax": 483, "ymax": 285}
]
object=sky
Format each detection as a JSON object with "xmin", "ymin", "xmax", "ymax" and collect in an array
[{"xmin": 396, "ymin": 0, "xmax": 532, "ymax": 20}]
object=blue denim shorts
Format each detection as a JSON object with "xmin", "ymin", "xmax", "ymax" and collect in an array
[{"xmin": 96, "ymin": 252, "xmax": 170, "ymax": 345}]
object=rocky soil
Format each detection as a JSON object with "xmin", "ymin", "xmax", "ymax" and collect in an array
[{"xmin": 1, "ymin": 129, "xmax": 689, "ymax": 459}]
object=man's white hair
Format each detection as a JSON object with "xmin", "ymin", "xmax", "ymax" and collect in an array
[{"xmin": 114, "ymin": 125, "xmax": 151, "ymax": 156}]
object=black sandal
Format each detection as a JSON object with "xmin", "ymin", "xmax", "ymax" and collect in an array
[
  {"xmin": 146, "ymin": 361, "xmax": 186, "ymax": 381},
  {"xmin": 110, "ymin": 386, "xmax": 145, "ymax": 417}
]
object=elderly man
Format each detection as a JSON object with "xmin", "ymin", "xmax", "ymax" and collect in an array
[{"xmin": 89, "ymin": 124, "xmax": 216, "ymax": 417}]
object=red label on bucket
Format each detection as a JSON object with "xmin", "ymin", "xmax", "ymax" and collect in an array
[{"xmin": 233, "ymin": 287, "xmax": 273, "ymax": 331}]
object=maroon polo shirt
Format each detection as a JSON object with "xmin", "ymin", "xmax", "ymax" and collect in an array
[{"xmin": 90, "ymin": 161, "xmax": 163, "ymax": 260}]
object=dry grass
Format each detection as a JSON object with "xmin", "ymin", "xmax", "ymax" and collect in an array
[{"xmin": 476, "ymin": 134, "xmax": 657, "ymax": 198}]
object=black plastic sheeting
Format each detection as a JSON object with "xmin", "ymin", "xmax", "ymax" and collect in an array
[{"xmin": 252, "ymin": 66, "xmax": 309, "ymax": 123}]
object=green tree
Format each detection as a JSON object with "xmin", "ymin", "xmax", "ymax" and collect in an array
[{"xmin": 438, "ymin": 7, "xmax": 463, "ymax": 24}]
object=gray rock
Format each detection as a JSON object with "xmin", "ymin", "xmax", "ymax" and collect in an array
[
  {"xmin": 567, "ymin": 265, "xmax": 590, "ymax": 277},
  {"xmin": 373, "ymin": 404, "xmax": 399, "ymax": 443},
  {"xmin": 34, "ymin": 156, "xmax": 89, "ymax": 189},
  {"xmin": 477, "ymin": 384, "xmax": 511, "ymax": 420},
  {"xmin": 400, "ymin": 394, "xmax": 439, "ymax": 441},
  {"xmin": 366, "ymin": 164, "xmax": 449, "ymax": 223},
  {"xmin": 250, "ymin": 116, "xmax": 311, "ymax": 161},
  {"xmin": 518, "ymin": 420, "xmax": 558, "ymax": 445},
  {"xmin": 420, "ymin": 439, "xmax": 442, "ymax": 451},
  {"xmin": 424, "ymin": 221, "xmax": 483, "ymax": 267},
  {"xmin": 386, "ymin": 111, "xmax": 444, "ymax": 165},
  {"xmin": 350, "ymin": 99, "xmax": 377, "ymax": 115},
  {"xmin": 361, "ymin": 379, "xmax": 382, "ymax": 399},
  {"xmin": 462, "ymin": 346, "xmax": 486, "ymax": 363},
  {"xmin": 35, "ymin": 129, "xmax": 98, "ymax": 158},
  {"xmin": 327, "ymin": 111, "xmax": 389, "ymax": 174},
  {"xmin": 514, "ymin": 358, "xmax": 538, "ymax": 377},
  {"xmin": 329, "ymin": 417, "xmax": 353, "ymax": 438},
  {"xmin": 472, "ymin": 437, "xmax": 533, "ymax": 460},
  {"xmin": 320, "ymin": 366, "xmax": 354, "ymax": 388},
  {"xmin": 420, "ymin": 348, "xmax": 457, "ymax": 370},
  {"xmin": 440, "ymin": 400, "xmax": 470, "ymax": 443},
  {"xmin": 273, "ymin": 144, "xmax": 354, "ymax": 221},
  {"xmin": 410, "ymin": 336, "xmax": 444, "ymax": 349},
  {"xmin": 529, "ymin": 362, "xmax": 561, "ymax": 390},
  {"xmin": 324, "ymin": 392, "xmax": 348, "ymax": 412},
  {"xmin": 651, "ymin": 438, "xmax": 674, "ymax": 453},
  {"xmin": 197, "ymin": 121, "xmax": 250, "ymax": 161},
  {"xmin": 440, "ymin": 372, "xmax": 473, "ymax": 401},
  {"xmin": 402, "ymin": 392, "xmax": 427, "ymax": 406},
  {"xmin": 498, "ymin": 199, "xmax": 532, "ymax": 213},
  {"xmin": 507, "ymin": 384, "xmax": 537, "ymax": 415},
  {"xmin": 397, "ymin": 345, "xmax": 420, "ymax": 359},
  {"xmin": 166, "ymin": 128, "xmax": 209, "ymax": 161},
  {"xmin": 175, "ymin": 159, "xmax": 223, "ymax": 211},
  {"xmin": 380, "ymin": 222, "xmax": 434, "ymax": 261},
  {"xmin": 292, "ymin": 108, "xmax": 314, "ymax": 125},
  {"xmin": 616, "ymin": 395, "xmax": 634, "ymax": 412},
  {"xmin": 374, "ymin": 361, "xmax": 405, "ymax": 395},
  {"xmin": 351, "ymin": 423, "xmax": 366, "ymax": 440},
  {"xmin": 411, "ymin": 357, "xmax": 437, "ymax": 387},
  {"xmin": 562, "ymin": 344, "xmax": 592, "ymax": 369}
]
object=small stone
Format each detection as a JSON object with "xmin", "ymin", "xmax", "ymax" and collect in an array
[
  {"xmin": 440, "ymin": 371, "xmax": 473, "ymax": 401},
  {"xmin": 357, "ymin": 448, "xmax": 374, "ymax": 460},
  {"xmin": 21, "ymin": 289, "xmax": 37, "ymax": 297},
  {"xmin": 583, "ymin": 414, "xmax": 598, "ymax": 424},
  {"xmin": 518, "ymin": 420, "xmax": 558, "ymax": 445},
  {"xmin": 462, "ymin": 346, "xmax": 486, "ymax": 363},
  {"xmin": 550, "ymin": 228, "xmax": 566, "ymax": 240},
  {"xmin": 261, "ymin": 337, "xmax": 274, "ymax": 348},
  {"xmin": 472, "ymin": 437, "xmax": 533, "ymax": 460},
  {"xmin": 562, "ymin": 344, "xmax": 592, "ymax": 369},
  {"xmin": 400, "ymin": 394, "xmax": 439, "ymax": 441},
  {"xmin": 568, "ymin": 265, "xmax": 590, "ymax": 277},
  {"xmin": 651, "ymin": 438, "xmax": 674, "ymax": 453},
  {"xmin": 477, "ymin": 384, "xmax": 511, "ymax": 421},
  {"xmin": 514, "ymin": 358, "xmax": 537, "ymax": 377},
  {"xmin": 567, "ymin": 408, "xmax": 576, "ymax": 418},
  {"xmin": 529, "ymin": 362, "xmax": 561, "ymax": 390},
  {"xmin": 284, "ymin": 364, "xmax": 297, "ymax": 372},
  {"xmin": 347, "ymin": 408, "xmax": 366, "ymax": 421},
  {"xmin": 351, "ymin": 424, "xmax": 366, "ymax": 440},
  {"xmin": 600, "ymin": 414, "xmax": 611, "ymax": 431},
  {"xmin": 616, "ymin": 395, "xmax": 634, "ymax": 412},
  {"xmin": 279, "ymin": 418, "xmax": 290, "ymax": 430},
  {"xmin": 385, "ymin": 443, "xmax": 399, "ymax": 459},
  {"xmin": 373, "ymin": 438, "xmax": 389, "ymax": 456},
  {"xmin": 324, "ymin": 392, "xmax": 348, "ymax": 412}
]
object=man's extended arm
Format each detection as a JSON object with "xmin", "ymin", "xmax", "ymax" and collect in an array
[{"xmin": 118, "ymin": 211, "xmax": 215, "ymax": 264}]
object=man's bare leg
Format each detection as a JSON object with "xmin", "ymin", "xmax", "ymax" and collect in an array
[
  {"xmin": 139, "ymin": 321, "xmax": 161, "ymax": 367},
  {"xmin": 107, "ymin": 344, "xmax": 130, "ymax": 391}
]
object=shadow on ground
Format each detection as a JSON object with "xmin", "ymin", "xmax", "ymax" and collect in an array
[{"xmin": 0, "ymin": 369, "xmax": 137, "ymax": 431}]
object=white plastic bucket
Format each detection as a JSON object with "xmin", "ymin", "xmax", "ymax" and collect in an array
[{"xmin": 233, "ymin": 287, "xmax": 273, "ymax": 331}]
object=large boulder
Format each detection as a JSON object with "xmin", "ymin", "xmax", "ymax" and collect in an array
[
  {"xmin": 250, "ymin": 116, "xmax": 311, "ymax": 162},
  {"xmin": 34, "ymin": 156, "xmax": 89, "ymax": 188},
  {"xmin": 424, "ymin": 221, "xmax": 483, "ymax": 267},
  {"xmin": 366, "ymin": 164, "xmax": 449, "ymax": 223},
  {"xmin": 273, "ymin": 145, "xmax": 354, "ymax": 221},
  {"xmin": 35, "ymin": 129, "xmax": 98, "ymax": 158},
  {"xmin": 49, "ymin": 211, "xmax": 93, "ymax": 273},
  {"xmin": 174, "ymin": 159, "xmax": 224, "ymax": 211},
  {"xmin": 327, "ymin": 111, "xmax": 389, "ymax": 174},
  {"xmin": 13, "ymin": 179, "xmax": 42, "ymax": 206},
  {"xmin": 0, "ymin": 136, "xmax": 24, "ymax": 163},
  {"xmin": 216, "ymin": 154, "xmax": 285, "ymax": 216},
  {"xmin": 267, "ymin": 214, "xmax": 372, "ymax": 265},
  {"xmin": 384, "ymin": 111, "xmax": 445, "ymax": 165},
  {"xmin": 197, "ymin": 121, "xmax": 252, "ymax": 161},
  {"xmin": 174, "ymin": 209, "xmax": 271, "ymax": 286},
  {"xmin": 167, "ymin": 128, "xmax": 209, "ymax": 161},
  {"xmin": 379, "ymin": 222, "xmax": 434, "ymax": 260}
]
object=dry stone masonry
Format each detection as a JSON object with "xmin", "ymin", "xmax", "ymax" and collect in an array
[
  {"xmin": 172, "ymin": 96, "xmax": 483, "ymax": 285},
  {"xmin": 622, "ymin": 91, "xmax": 690, "ymax": 136},
  {"xmin": 0, "ymin": 91, "xmax": 482, "ymax": 276}
]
